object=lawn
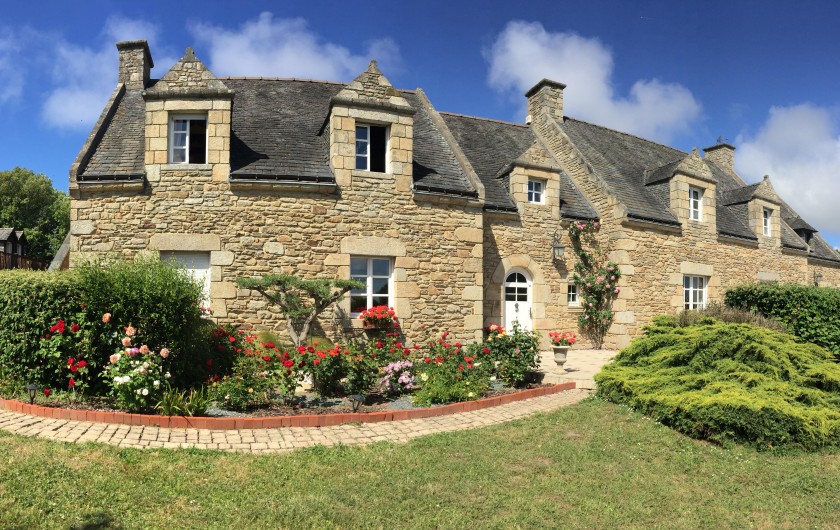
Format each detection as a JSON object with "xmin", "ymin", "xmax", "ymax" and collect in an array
[{"xmin": 0, "ymin": 397, "xmax": 837, "ymax": 529}]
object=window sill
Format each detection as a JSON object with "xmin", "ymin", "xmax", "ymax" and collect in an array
[
  {"xmin": 162, "ymin": 163, "xmax": 213, "ymax": 171},
  {"xmin": 352, "ymin": 169, "xmax": 391, "ymax": 178}
]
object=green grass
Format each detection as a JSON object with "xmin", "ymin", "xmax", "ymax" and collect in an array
[{"xmin": 0, "ymin": 397, "xmax": 837, "ymax": 529}]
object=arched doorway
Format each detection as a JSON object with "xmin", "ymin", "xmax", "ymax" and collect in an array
[{"xmin": 503, "ymin": 269, "xmax": 532, "ymax": 331}]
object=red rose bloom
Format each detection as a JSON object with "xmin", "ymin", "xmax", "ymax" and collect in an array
[
  {"xmin": 43, "ymin": 388, "xmax": 51, "ymax": 397},
  {"xmin": 70, "ymin": 324, "xmax": 80, "ymax": 333},
  {"xmin": 68, "ymin": 378, "xmax": 75, "ymax": 387},
  {"xmin": 229, "ymin": 336, "xmax": 236, "ymax": 343},
  {"xmin": 77, "ymin": 360, "xmax": 87, "ymax": 368},
  {"xmin": 69, "ymin": 365, "xmax": 78, "ymax": 373},
  {"xmin": 283, "ymin": 360, "xmax": 294, "ymax": 368},
  {"xmin": 262, "ymin": 355, "xmax": 271, "ymax": 362}
]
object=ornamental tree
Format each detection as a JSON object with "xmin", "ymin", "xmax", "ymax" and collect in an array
[
  {"xmin": 237, "ymin": 274, "xmax": 364, "ymax": 347},
  {"xmin": 568, "ymin": 220, "xmax": 622, "ymax": 349}
]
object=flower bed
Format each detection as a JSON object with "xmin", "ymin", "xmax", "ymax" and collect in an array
[{"xmin": 0, "ymin": 382, "xmax": 576, "ymax": 429}]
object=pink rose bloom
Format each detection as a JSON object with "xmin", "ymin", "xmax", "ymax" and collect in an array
[
  {"xmin": 125, "ymin": 325, "xmax": 136, "ymax": 337},
  {"xmin": 130, "ymin": 347, "xmax": 140, "ymax": 356},
  {"xmin": 124, "ymin": 348, "xmax": 132, "ymax": 355},
  {"xmin": 160, "ymin": 348, "xmax": 170, "ymax": 359},
  {"xmin": 109, "ymin": 354, "xmax": 120, "ymax": 364},
  {"xmin": 606, "ymin": 284, "xmax": 611, "ymax": 289},
  {"xmin": 102, "ymin": 313, "xmax": 112, "ymax": 323},
  {"xmin": 139, "ymin": 345, "xmax": 150, "ymax": 355},
  {"xmin": 615, "ymin": 287, "xmax": 621, "ymax": 294},
  {"xmin": 121, "ymin": 337, "xmax": 131, "ymax": 347},
  {"xmin": 597, "ymin": 276, "xmax": 605, "ymax": 282},
  {"xmin": 611, "ymin": 276, "xmax": 616, "ymax": 281}
]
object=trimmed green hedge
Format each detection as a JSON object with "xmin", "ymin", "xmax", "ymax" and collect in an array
[
  {"xmin": 0, "ymin": 256, "xmax": 215, "ymax": 389},
  {"xmin": 725, "ymin": 283, "xmax": 840, "ymax": 355},
  {"xmin": 595, "ymin": 319, "xmax": 840, "ymax": 451},
  {"xmin": 0, "ymin": 270, "xmax": 83, "ymax": 382}
]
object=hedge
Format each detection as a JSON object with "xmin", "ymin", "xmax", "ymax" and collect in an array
[
  {"xmin": 0, "ymin": 256, "xmax": 216, "ymax": 389},
  {"xmin": 595, "ymin": 319, "xmax": 840, "ymax": 451},
  {"xmin": 0, "ymin": 270, "xmax": 83, "ymax": 383},
  {"xmin": 725, "ymin": 283, "xmax": 840, "ymax": 355}
]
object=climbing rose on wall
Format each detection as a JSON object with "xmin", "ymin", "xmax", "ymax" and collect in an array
[{"xmin": 569, "ymin": 220, "xmax": 622, "ymax": 349}]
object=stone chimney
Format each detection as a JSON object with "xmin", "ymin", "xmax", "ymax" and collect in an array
[
  {"xmin": 703, "ymin": 141, "xmax": 736, "ymax": 174},
  {"xmin": 525, "ymin": 79, "xmax": 566, "ymax": 124},
  {"xmin": 116, "ymin": 40, "xmax": 154, "ymax": 89}
]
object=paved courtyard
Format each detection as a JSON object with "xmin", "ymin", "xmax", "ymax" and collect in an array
[
  {"xmin": 539, "ymin": 348, "xmax": 618, "ymax": 389},
  {"xmin": 0, "ymin": 349, "xmax": 616, "ymax": 453}
]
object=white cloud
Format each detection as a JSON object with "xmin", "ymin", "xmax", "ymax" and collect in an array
[
  {"xmin": 42, "ymin": 16, "xmax": 172, "ymax": 130},
  {"xmin": 188, "ymin": 12, "xmax": 402, "ymax": 81},
  {"xmin": 0, "ymin": 28, "xmax": 27, "ymax": 103},
  {"xmin": 485, "ymin": 21, "xmax": 701, "ymax": 143},
  {"xmin": 736, "ymin": 104, "xmax": 840, "ymax": 241}
]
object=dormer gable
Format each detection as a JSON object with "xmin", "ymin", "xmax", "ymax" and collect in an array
[
  {"xmin": 328, "ymin": 60, "xmax": 415, "ymax": 190},
  {"xmin": 646, "ymin": 149, "xmax": 717, "ymax": 233},
  {"xmin": 500, "ymin": 141, "xmax": 563, "ymax": 218},
  {"xmin": 721, "ymin": 175, "xmax": 782, "ymax": 243},
  {"xmin": 142, "ymin": 47, "xmax": 232, "ymax": 182}
]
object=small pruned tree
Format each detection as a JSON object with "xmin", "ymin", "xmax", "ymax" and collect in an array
[
  {"xmin": 237, "ymin": 274, "xmax": 364, "ymax": 346},
  {"xmin": 569, "ymin": 220, "xmax": 622, "ymax": 349}
]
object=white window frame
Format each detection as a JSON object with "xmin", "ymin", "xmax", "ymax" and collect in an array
[
  {"xmin": 527, "ymin": 179, "xmax": 545, "ymax": 204},
  {"xmin": 169, "ymin": 114, "xmax": 208, "ymax": 164},
  {"xmin": 355, "ymin": 124, "xmax": 390, "ymax": 172},
  {"xmin": 349, "ymin": 256, "xmax": 394, "ymax": 316},
  {"xmin": 763, "ymin": 208, "xmax": 772, "ymax": 236},
  {"xmin": 683, "ymin": 275, "xmax": 707, "ymax": 310},
  {"xmin": 567, "ymin": 283, "xmax": 579, "ymax": 307},
  {"xmin": 689, "ymin": 187, "xmax": 703, "ymax": 221}
]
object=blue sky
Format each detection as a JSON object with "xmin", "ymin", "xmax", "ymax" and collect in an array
[{"xmin": 2, "ymin": 0, "xmax": 839, "ymax": 247}]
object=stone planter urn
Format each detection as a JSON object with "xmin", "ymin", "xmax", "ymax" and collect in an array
[{"xmin": 553, "ymin": 345, "xmax": 570, "ymax": 368}]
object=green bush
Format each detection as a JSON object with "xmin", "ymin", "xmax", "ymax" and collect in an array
[
  {"xmin": 676, "ymin": 302, "xmax": 787, "ymax": 332},
  {"xmin": 725, "ymin": 283, "xmax": 840, "ymax": 354},
  {"xmin": 484, "ymin": 323, "xmax": 541, "ymax": 387},
  {"xmin": 595, "ymin": 321, "xmax": 840, "ymax": 451},
  {"xmin": 0, "ymin": 256, "xmax": 219, "ymax": 390},
  {"xmin": 0, "ymin": 270, "xmax": 83, "ymax": 384}
]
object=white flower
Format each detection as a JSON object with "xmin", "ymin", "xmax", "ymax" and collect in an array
[
  {"xmin": 141, "ymin": 388, "xmax": 149, "ymax": 396},
  {"xmin": 420, "ymin": 372, "xmax": 429, "ymax": 381},
  {"xmin": 468, "ymin": 392, "xmax": 474, "ymax": 398},
  {"xmin": 153, "ymin": 380, "xmax": 160, "ymax": 387},
  {"xmin": 164, "ymin": 372, "xmax": 171, "ymax": 379},
  {"xmin": 135, "ymin": 389, "xmax": 142, "ymax": 395},
  {"xmin": 142, "ymin": 362, "xmax": 149, "ymax": 369},
  {"xmin": 490, "ymin": 376, "xmax": 497, "ymax": 382}
]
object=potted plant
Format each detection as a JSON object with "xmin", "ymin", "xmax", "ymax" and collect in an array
[
  {"xmin": 359, "ymin": 306, "xmax": 399, "ymax": 331},
  {"xmin": 548, "ymin": 330, "xmax": 576, "ymax": 367}
]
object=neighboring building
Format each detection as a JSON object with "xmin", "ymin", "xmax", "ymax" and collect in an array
[
  {"xmin": 68, "ymin": 41, "xmax": 840, "ymax": 348},
  {"xmin": 0, "ymin": 228, "xmax": 39, "ymax": 270}
]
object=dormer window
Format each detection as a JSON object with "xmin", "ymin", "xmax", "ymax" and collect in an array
[
  {"xmin": 762, "ymin": 208, "xmax": 772, "ymax": 236},
  {"xmin": 170, "ymin": 115, "xmax": 207, "ymax": 164},
  {"xmin": 527, "ymin": 179, "xmax": 545, "ymax": 204},
  {"xmin": 355, "ymin": 124, "xmax": 387, "ymax": 172},
  {"xmin": 689, "ymin": 187, "xmax": 702, "ymax": 221}
]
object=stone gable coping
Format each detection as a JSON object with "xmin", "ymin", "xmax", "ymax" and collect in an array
[
  {"xmin": 146, "ymin": 47, "xmax": 231, "ymax": 96},
  {"xmin": 334, "ymin": 60, "xmax": 411, "ymax": 110},
  {"xmin": 329, "ymin": 95, "xmax": 416, "ymax": 116}
]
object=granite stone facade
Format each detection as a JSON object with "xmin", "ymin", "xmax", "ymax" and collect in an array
[{"xmin": 69, "ymin": 41, "xmax": 840, "ymax": 348}]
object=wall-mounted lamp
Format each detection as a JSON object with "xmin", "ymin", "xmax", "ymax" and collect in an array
[
  {"xmin": 552, "ymin": 230, "xmax": 565, "ymax": 262},
  {"xmin": 814, "ymin": 271, "xmax": 824, "ymax": 286}
]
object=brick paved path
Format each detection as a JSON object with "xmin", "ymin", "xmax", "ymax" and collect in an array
[{"xmin": 0, "ymin": 389, "xmax": 590, "ymax": 453}]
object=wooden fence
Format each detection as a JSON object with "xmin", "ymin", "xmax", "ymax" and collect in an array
[{"xmin": 0, "ymin": 252, "xmax": 48, "ymax": 271}]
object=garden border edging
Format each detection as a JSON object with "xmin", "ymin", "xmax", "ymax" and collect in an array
[{"xmin": 0, "ymin": 382, "xmax": 576, "ymax": 430}]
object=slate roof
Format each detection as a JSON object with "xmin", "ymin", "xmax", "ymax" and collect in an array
[
  {"xmin": 440, "ymin": 113, "xmax": 597, "ymax": 219},
  {"xmin": 79, "ymin": 89, "xmax": 146, "ymax": 180},
  {"xmin": 0, "ymin": 228, "xmax": 15, "ymax": 242}
]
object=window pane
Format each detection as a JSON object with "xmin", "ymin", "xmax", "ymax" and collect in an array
[
  {"xmin": 172, "ymin": 149, "xmax": 186, "ymax": 163},
  {"xmin": 189, "ymin": 119, "xmax": 207, "ymax": 164},
  {"xmin": 350, "ymin": 258, "xmax": 367, "ymax": 276},
  {"xmin": 173, "ymin": 120, "xmax": 188, "ymax": 132},
  {"xmin": 350, "ymin": 296, "xmax": 368, "ymax": 314},
  {"xmin": 372, "ymin": 296, "xmax": 388, "ymax": 307},
  {"xmin": 356, "ymin": 141, "xmax": 368, "ymax": 156},
  {"xmin": 355, "ymin": 126, "xmax": 368, "ymax": 140},
  {"xmin": 172, "ymin": 132, "xmax": 187, "ymax": 148},
  {"xmin": 505, "ymin": 287, "xmax": 516, "ymax": 301},
  {"xmin": 370, "ymin": 126, "xmax": 387, "ymax": 173},
  {"xmin": 355, "ymin": 156, "xmax": 367, "ymax": 170},
  {"xmin": 350, "ymin": 277, "xmax": 366, "ymax": 295},
  {"xmin": 372, "ymin": 259, "xmax": 389, "ymax": 276},
  {"xmin": 373, "ymin": 277, "xmax": 389, "ymax": 295}
]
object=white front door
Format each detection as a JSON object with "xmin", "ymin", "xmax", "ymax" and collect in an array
[{"xmin": 504, "ymin": 271, "xmax": 532, "ymax": 331}]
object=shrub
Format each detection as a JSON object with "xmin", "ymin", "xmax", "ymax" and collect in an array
[
  {"xmin": 414, "ymin": 332, "xmax": 490, "ymax": 406},
  {"xmin": 595, "ymin": 320, "xmax": 840, "ymax": 451},
  {"xmin": 102, "ymin": 327, "xmax": 170, "ymax": 413},
  {"xmin": 484, "ymin": 323, "xmax": 541, "ymax": 387},
  {"xmin": 75, "ymin": 255, "xmax": 207, "ymax": 382},
  {"xmin": 0, "ymin": 270, "xmax": 83, "ymax": 384},
  {"xmin": 726, "ymin": 283, "xmax": 840, "ymax": 354},
  {"xmin": 298, "ymin": 344, "xmax": 348, "ymax": 397}
]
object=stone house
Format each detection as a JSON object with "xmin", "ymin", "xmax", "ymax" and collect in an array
[{"xmin": 68, "ymin": 41, "xmax": 840, "ymax": 348}]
